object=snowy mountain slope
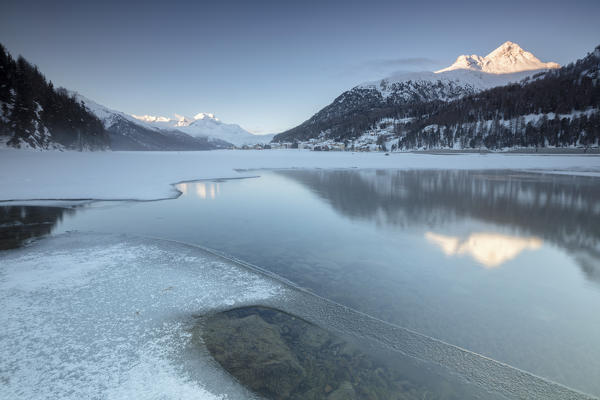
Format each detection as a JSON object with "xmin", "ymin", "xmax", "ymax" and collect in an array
[
  {"xmin": 347, "ymin": 45, "xmax": 598, "ymax": 152},
  {"xmin": 273, "ymin": 42, "xmax": 560, "ymax": 143},
  {"xmin": 359, "ymin": 42, "xmax": 560, "ymax": 100},
  {"xmin": 132, "ymin": 112, "xmax": 274, "ymax": 147},
  {"xmin": 358, "ymin": 68, "xmax": 551, "ymax": 101},
  {"xmin": 358, "ymin": 41, "xmax": 560, "ymax": 104},
  {"xmin": 72, "ymin": 93, "xmax": 231, "ymax": 151},
  {"xmin": 74, "ymin": 93, "xmax": 146, "ymax": 130},
  {"xmin": 391, "ymin": 45, "xmax": 600, "ymax": 151}
]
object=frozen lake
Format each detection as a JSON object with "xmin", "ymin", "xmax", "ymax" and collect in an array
[{"xmin": 2, "ymin": 168, "xmax": 600, "ymax": 399}]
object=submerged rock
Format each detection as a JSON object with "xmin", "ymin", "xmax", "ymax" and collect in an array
[
  {"xmin": 327, "ymin": 381, "xmax": 356, "ymax": 400},
  {"xmin": 203, "ymin": 313, "xmax": 304, "ymax": 398},
  {"xmin": 198, "ymin": 306, "xmax": 467, "ymax": 400}
]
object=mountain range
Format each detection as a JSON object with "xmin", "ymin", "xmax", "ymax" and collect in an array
[
  {"xmin": 0, "ymin": 42, "xmax": 272, "ymax": 151},
  {"xmin": 66, "ymin": 93, "xmax": 230, "ymax": 151},
  {"xmin": 72, "ymin": 93, "xmax": 273, "ymax": 150},
  {"xmin": 273, "ymin": 41, "xmax": 596, "ymax": 148},
  {"xmin": 130, "ymin": 112, "xmax": 274, "ymax": 147},
  {"xmin": 1, "ymin": 41, "xmax": 598, "ymax": 151},
  {"xmin": 435, "ymin": 41, "xmax": 560, "ymax": 74}
]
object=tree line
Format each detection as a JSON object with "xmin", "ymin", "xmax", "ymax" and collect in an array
[{"xmin": 395, "ymin": 47, "xmax": 599, "ymax": 150}]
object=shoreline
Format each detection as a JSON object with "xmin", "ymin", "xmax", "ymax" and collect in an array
[{"xmin": 410, "ymin": 148, "xmax": 600, "ymax": 155}]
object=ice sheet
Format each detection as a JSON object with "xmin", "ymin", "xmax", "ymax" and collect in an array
[
  {"xmin": 0, "ymin": 149, "xmax": 598, "ymax": 202},
  {"xmin": 1, "ymin": 232, "xmax": 597, "ymax": 399},
  {"xmin": 0, "ymin": 233, "xmax": 283, "ymax": 399}
]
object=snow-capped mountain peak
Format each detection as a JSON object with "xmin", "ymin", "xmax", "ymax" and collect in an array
[
  {"xmin": 193, "ymin": 112, "xmax": 218, "ymax": 121},
  {"xmin": 357, "ymin": 41, "xmax": 560, "ymax": 98},
  {"xmin": 436, "ymin": 41, "xmax": 560, "ymax": 74},
  {"xmin": 442, "ymin": 54, "xmax": 485, "ymax": 71},
  {"xmin": 131, "ymin": 114, "xmax": 171, "ymax": 123},
  {"xmin": 131, "ymin": 111, "xmax": 273, "ymax": 146},
  {"xmin": 132, "ymin": 112, "xmax": 219, "ymax": 127},
  {"xmin": 276, "ymin": 41, "xmax": 566, "ymax": 144}
]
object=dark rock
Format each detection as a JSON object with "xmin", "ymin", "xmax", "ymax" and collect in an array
[
  {"xmin": 198, "ymin": 306, "xmax": 471, "ymax": 400},
  {"xmin": 202, "ymin": 313, "xmax": 304, "ymax": 399},
  {"xmin": 327, "ymin": 381, "xmax": 356, "ymax": 400}
]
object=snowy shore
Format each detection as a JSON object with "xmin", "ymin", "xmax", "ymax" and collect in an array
[{"xmin": 0, "ymin": 149, "xmax": 599, "ymax": 202}]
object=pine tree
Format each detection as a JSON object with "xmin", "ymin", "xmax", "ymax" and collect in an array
[{"xmin": 8, "ymin": 57, "xmax": 37, "ymax": 147}]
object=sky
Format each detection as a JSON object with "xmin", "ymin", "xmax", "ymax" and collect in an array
[{"xmin": 1, "ymin": 0, "xmax": 599, "ymax": 134}]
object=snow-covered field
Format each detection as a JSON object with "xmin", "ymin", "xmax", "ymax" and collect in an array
[{"xmin": 0, "ymin": 149, "xmax": 598, "ymax": 202}]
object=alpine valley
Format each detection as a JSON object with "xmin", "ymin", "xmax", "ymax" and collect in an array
[
  {"xmin": 71, "ymin": 93, "xmax": 274, "ymax": 150},
  {"xmin": 0, "ymin": 43, "xmax": 272, "ymax": 151}
]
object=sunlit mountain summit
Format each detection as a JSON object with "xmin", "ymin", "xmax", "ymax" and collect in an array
[{"xmin": 436, "ymin": 41, "xmax": 560, "ymax": 74}]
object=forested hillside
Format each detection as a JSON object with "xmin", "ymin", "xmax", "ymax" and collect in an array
[
  {"xmin": 273, "ymin": 77, "xmax": 476, "ymax": 143},
  {"xmin": 274, "ymin": 44, "xmax": 599, "ymax": 151},
  {"xmin": 394, "ymin": 46, "xmax": 600, "ymax": 150},
  {"xmin": 0, "ymin": 44, "xmax": 109, "ymax": 150}
]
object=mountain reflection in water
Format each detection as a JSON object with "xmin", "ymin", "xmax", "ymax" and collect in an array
[
  {"xmin": 178, "ymin": 181, "xmax": 221, "ymax": 200},
  {"xmin": 278, "ymin": 169, "xmax": 600, "ymax": 282},
  {"xmin": 425, "ymin": 232, "xmax": 543, "ymax": 268},
  {"xmin": 0, "ymin": 206, "xmax": 75, "ymax": 250}
]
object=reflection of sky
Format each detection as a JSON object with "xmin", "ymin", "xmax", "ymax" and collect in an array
[{"xmin": 425, "ymin": 232, "xmax": 543, "ymax": 268}]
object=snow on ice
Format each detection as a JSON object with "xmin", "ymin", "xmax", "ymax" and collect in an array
[
  {"xmin": 0, "ymin": 149, "xmax": 599, "ymax": 202},
  {"xmin": 0, "ymin": 233, "xmax": 284, "ymax": 399}
]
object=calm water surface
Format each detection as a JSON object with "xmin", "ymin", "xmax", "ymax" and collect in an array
[{"xmin": 3, "ymin": 169, "xmax": 600, "ymax": 396}]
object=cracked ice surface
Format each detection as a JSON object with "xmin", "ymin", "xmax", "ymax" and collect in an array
[{"xmin": 0, "ymin": 233, "xmax": 284, "ymax": 399}]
